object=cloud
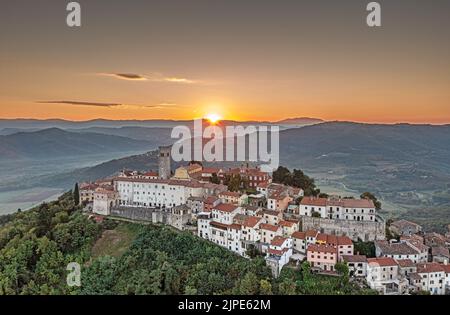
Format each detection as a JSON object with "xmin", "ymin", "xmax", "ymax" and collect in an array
[
  {"xmin": 96, "ymin": 72, "xmax": 196, "ymax": 84},
  {"xmin": 98, "ymin": 73, "xmax": 148, "ymax": 81},
  {"xmin": 36, "ymin": 100, "xmax": 178, "ymax": 109},
  {"xmin": 163, "ymin": 77, "xmax": 195, "ymax": 84},
  {"xmin": 36, "ymin": 100, "xmax": 123, "ymax": 107},
  {"xmin": 157, "ymin": 102, "xmax": 179, "ymax": 107}
]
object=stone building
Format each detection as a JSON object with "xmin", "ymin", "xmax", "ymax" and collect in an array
[
  {"xmin": 158, "ymin": 145, "xmax": 171, "ymax": 180},
  {"xmin": 301, "ymin": 215, "xmax": 385, "ymax": 242}
]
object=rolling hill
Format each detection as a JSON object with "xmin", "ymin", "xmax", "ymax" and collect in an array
[
  {"xmin": 1, "ymin": 121, "xmax": 450, "ymax": 230},
  {"xmin": 0, "ymin": 128, "xmax": 155, "ymax": 160}
]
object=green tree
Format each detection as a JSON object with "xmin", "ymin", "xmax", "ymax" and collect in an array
[
  {"xmin": 73, "ymin": 183, "xmax": 80, "ymax": 206},
  {"xmin": 360, "ymin": 192, "xmax": 381, "ymax": 210},
  {"xmin": 210, "ymin": 173, "xmax": 220, "ymax": 184},
  {"xmin": 272, "ymin": 166, "xmax": 291, "ymax": 184},
  {"xmin": 228, "ymin": 174, "xmax": 242, "ymax": 192},
  {"xmin": 245, "ymin": 244, "xmax": 260, "ymax": 258},
  {"xmin": 259, "ymin": 279, "xmax": 273, "ymax": 295},
  {"xmin": 354, "ymin": 240, "xmax": 376, "ymax": 257},
  {"xmin": 278, "ymin": 279, "xmax": 297, "ymax": 295},
  {"xmin": 238, "ymin": 272, "xmax": 260, "ymax": 294}
]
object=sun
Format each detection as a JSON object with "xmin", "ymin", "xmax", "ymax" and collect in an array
[{"xmin": 205, "ymin": 113, "xmax": 221, "ymax": 124}]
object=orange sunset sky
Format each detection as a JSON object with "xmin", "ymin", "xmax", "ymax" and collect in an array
[{"xmin": 0, "ymin": 0, "xmax": 449, "ymax": 124}]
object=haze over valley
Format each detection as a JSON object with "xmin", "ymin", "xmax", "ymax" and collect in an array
[{"xmin": 1, "ymin": 119, "xmax": 449, "ymax": 231}]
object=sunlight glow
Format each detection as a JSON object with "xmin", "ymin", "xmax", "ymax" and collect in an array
[{"xmin": 205, "ymin": 113, "xmax": 221, "ymax": 124}]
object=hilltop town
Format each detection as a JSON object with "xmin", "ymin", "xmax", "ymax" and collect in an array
[{"xmin": 80, "ymin": 146, "xmax": 450, "ymax": 295}]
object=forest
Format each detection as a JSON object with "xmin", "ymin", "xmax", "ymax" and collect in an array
[{"xmin": 0, "ymin": 191, "xmax": 376, "ymax": 295}]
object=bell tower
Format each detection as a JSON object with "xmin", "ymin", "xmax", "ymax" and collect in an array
[{"xmin": 158, "ymin": 146, "xmax": 171, "ymax": 179}]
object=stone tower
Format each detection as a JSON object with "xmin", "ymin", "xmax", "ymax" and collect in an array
[{"xmin": 158, "ymin": 146, "xmax": 171, "ymax": 179}]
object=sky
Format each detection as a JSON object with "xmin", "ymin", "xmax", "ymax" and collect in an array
[{"xmin": 0, "ymin": 0, "xmax": 449, "ymax": 123}]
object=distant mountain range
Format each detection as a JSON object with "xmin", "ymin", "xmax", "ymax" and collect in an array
[
  {"xmin": 0, "ymin": 117, "xmax": 324, "ymax": 133},
  {"xmin": 0, "ymin": 128, "xmax": 156, "ymax": 160},
  {"xmin": 1, "ymin": 120, "xmax": 450, "ymax": 231}
]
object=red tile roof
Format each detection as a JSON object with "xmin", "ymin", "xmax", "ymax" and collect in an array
[
  {"xmin": 337, "ymin": 236, "xmax": 353, "ymax": 246},
  {"xmin": 214, "ymin": 203, "xmax": 238, "ymax": 213},
  {"xmin": 300, "ymin": 196, "xmax": 375, "ymax": 208},
  {"xmin": 268, "ymin": 248, "xmax": 288, "ymax": 256},
  {"xmin": 307, "ymin": 244, "xmax": 337, "ymax": 254},
  {"xmin": 300, "ymin": 196, "xmax": 327, "ymax": 207},
  {"xmin": 243, "ymin": 216, "xmax": 261, "ymax": 228},
  {"xmin": 271, "ymin": 236, "xmax": 287, "ymax": 247},
  {"xmin": 292, "ymin": 231, "xmax": 306, "ymax": 240},
  {"xmin": 204, "ymin": 196, "xmax": 219, "ymax": 204},
  {"xmin": 442, "ymin": 264, "xmax": 450, "ymax": 274},
  {"xmin": 305, "ymin": 229, "xmax": 319, "ymax": 238},
  {"xmin": 260, "ymin": 223, "xmax": 280, "ymax": 232},
  {"xmin": 342, "ymin": 198, "xmax": 375, "ymax": 208},
  {"xmin": 279, "ymin": 220, "xmax": 296, "ymax": 228},
  {"xmin": 342, "ymin": 255, "xmax": 367, "ymax": 263},
  {"xmin": 262, "ymin": 209, "xmax": 280, "ymax": 217},
  {"xmin": 396, "ymin": 259, "xmax": 415, "ymax": 268},
  {"xmin": 210, "ymin": 221, "xmax": 228, "ymax": 230},
  {"xmin": 367, "ymin": 257, "xmax": 398, "ymax": 267},
  {"xmin": 416, "ymin": 263, "xmax": 445, "ymax": 274}
]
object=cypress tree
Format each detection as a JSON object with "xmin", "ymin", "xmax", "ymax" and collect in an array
[{"xmin": 74, "ymin": 182, "xmax": 80, "ymax": 205}]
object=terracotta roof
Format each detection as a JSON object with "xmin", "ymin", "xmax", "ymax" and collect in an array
[
  {"xmin": 80, "ymin": 183, "xmax": 99, "ymax": 190},
  {"xmin": 271, "ymin": 236, "xmax": 287, "ymax": 247},
  {"xmin": 143, "ymin": 171, "xmax": 158, "ymax": 177},
  {"xmin": 291, "ymin": 231, "xmax": 306, "ymax": 240},
  {"xmin": 431, "ymin": 246, "xmax": 450, "ymax": 258},
  {"xmin": 409, "ymin": 272, "xmax": 422, "ymax": 281},
  {"xmin": 391, "ymin": 219, "xmax": 421, "ymax": 229},
  {"xmin": 396, "ymin": 259, "xmax": 415, "ymax": 268},
  {"xmin": 367, "ymin": 257, "xmax": 398, "ymax": 267},
  {"xmin": 228, "ymin": 224, "xmax": 242, "ymax": 230},
  {"xmin": 400, "ymin": 234, "xmax": 424, "ymax": 243},
  {"xmin": 300, "ymin": 196, "xmax": 327, "ymax": 207},
  {"xmin": 268, "ymin": 248, "xmax": 288, "ymax": 256},
  {"xmin": 262, "ymin": 209, "xmax": 280, "ymax": 217},
  {"xmin": 375, "ymin": 241, "xmax": 419, "ymax": 255},
  {"xmin": 114, "ymin": 177, "xmax": 204, "ymax": 188},
  {"xmin": 342, "ymin": 255, "xmax": 367, "ymax": 263},
  {"xmin": 260, "ymin": 223, "xmax": 279, "ymax": 232},
  {"xmin": 305, "ymin": 229, "xmax": 319, "ymax": 238},
  {"xmin": 257, "ymin": 182, "xmax": 269, "ymax": 188},
  {"xmin": 416, "ymin": 263, "xmax": 445, "ymax": 274},
  {"xmin": 210, "ymin": 221, "xmax": 228, "ymax": 230},
  {"xmin": 300, "ymin": 196, "xmax": 375, "ymax": 208},
  {"xmin": 317, "ymin": 234, "xmax": 352, "ymax": 246},
  {"xmin": 268, "ymin": 191, "xmax": 289, "ymax": 200},
  {"xmin": 342, "ymin": 198, "xmax": 375, "ymax": 208},
  {"xmin": 405, "ymin": 239, "xmax": 429, "ymax": 252},
  {"xmin": 279, "ymin": 220, "xmax": 296, "ymax": 228},
  {"xmin": 94, "ymin": 188, "xmax": 117, "ymax": 197},
  {"xmin": 307, "ymin": 244, "xmax": 337, "ymax": 254},
  {"xmin": 243, "ymin": 216, "xmax": 262, "ymax": 228},
  {"xmin": 204, "ymin": 196, "xmax": 219, "ymax": 204},
  {"xmin": 441, "ymin": 264, "xmax": 450, "ymax": 273},
  {"xmin": 214, "ymin": 203, "xmax": 238, "ymax": 213}
]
